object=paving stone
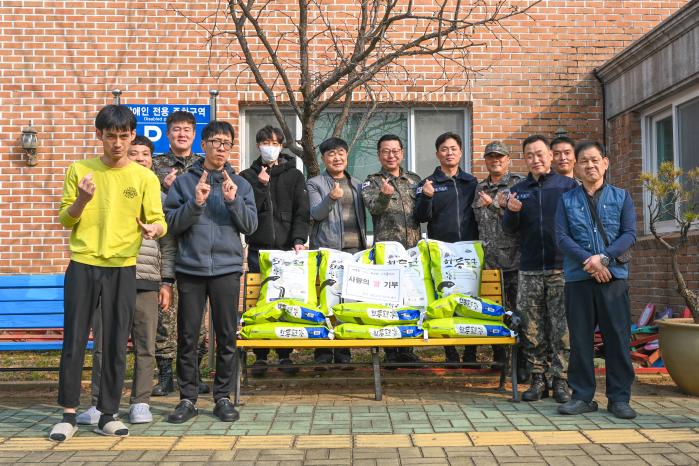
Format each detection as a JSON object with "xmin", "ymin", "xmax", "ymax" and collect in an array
[{"xmin": 663, "ymin": 452, "xmax": 697, "ymax": 465}]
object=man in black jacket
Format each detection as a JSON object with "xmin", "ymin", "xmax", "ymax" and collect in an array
[
  {"xmin": 415, "ymin": 132, "xmax": 479, "ymax": 365},
  {"xmin": 502, "ymin": 135, "xmax": 578, "ymax": 403},
  {"xmin": 240, "ymin": 125, "xmax": 310, "ymax": 377}
]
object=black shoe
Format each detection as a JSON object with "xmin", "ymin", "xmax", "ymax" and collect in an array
[
  {"xmin": 251, "ymin": 360, "xmax": 268, "ymax": 378},
  {"xmin": 522, "ymin": 374, "xmax": 549, "ymax": 402},
  {"xmin": 607, "ymin": 401, "xmax": 637, "ymax": 419},
  {"xmin": 462, "ymin": 346, "xmax": 477, "ymax": 364},
  {"xmin": 397, "ymin": 350, "xmax": 421, "ymax": 366},
  {"xmin": 213, "ymin": 398, "xmax": 240, "ymax": 422},
  {"xmin": 558, "ymin": 399, "xmax": 598, "ymax": 415},
  {"xmin": 444, "ymin": 347, "xmax": 460, "ymax": 367},
  {"xmin": 151, "ymin": 358, "xmax": 174, "ymax": 397},
  {"xmin": 552, "ymin": 378, "xmax": 571, "ymax": 403},
  {"xmin": 314, "ymin": 352, "xmax": 333, "ymax": 371},
  {"xmin": 167, "ymin": 400, "xmax": 198, "ymax": 424},
  {"xmin": 278, "ymin": 358, "xmax": 299, "ymax": 376},
  {"xmin": 384, "ymin": 351, "xmax": 399, "ymax": 370}
]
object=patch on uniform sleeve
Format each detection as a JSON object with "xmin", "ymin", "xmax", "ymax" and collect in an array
[
  {"xmin": 416, "ymin": 186, "xmax": 423, "ymax": 194},
  {"xmin": 362, "ymin": 181, "xmax": 371, "ymax": 190}
]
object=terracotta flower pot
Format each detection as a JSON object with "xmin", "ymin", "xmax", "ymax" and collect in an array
[{"xmin": 656, "ymin": 318, "xmax": 699, "ymax": 396}]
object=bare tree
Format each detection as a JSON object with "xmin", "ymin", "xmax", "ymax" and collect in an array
[{"xmin": 176, "ymin": 0, "xmax": 540, "ymax": 176}]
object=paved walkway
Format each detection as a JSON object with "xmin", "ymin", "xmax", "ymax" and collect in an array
[{"xmin": 0, "ymin": 371, "xmax": 698, "ymax": 464}]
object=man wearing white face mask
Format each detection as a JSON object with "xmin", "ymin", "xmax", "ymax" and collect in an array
[{"xmin": 240, "ymin": 125, "xmax": 310, "ymax": 377}]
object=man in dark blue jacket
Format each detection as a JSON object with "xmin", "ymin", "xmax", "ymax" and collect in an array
[
  {"xmin": 503, "ymin": 135, "xmax": 578, "ymax": 403},
  {"xmin": 556, "ymin": 141, "xmax": 636, "ymax": 419},
  {"xmin": 164, "ymin": 121, "xmax": 258, "ymax": 424},
  {"xmin": 415, "ymin": 132, "xmax": 479, "ymax": 364}
]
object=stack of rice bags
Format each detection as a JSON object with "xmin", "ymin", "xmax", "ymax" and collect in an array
[
  {"xmin": 331, "ymin": 242, "xmax": 425, "ymax": 340},
  {"xmin": 239, "ymin": 250, "xmax": 333, "ymax": 340},
  {"xmin": 420, "ymin": 239, "xmax": 514, "ymax": 339}
]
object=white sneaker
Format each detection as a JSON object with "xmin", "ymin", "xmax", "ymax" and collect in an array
[
  {"xmin": 76, "ymin": 406, "xmax": 101, "ymax": 425},
  {"xmin": 129, "ymin": 403, "xmax": 153, "ymax": 424}
]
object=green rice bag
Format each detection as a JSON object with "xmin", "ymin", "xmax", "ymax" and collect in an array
[
  {"xmin": 426, "ymin": 294, "xmax": 506, "ymax": 321},
  {"xmin": 426, "ymin": 240, "xmax": 484, "ymax": 299},
  {"xmin": 422, "ymin": 317, "xmax": 513, "ymax": 338},
  {"xmin": 239, "ymin": 322, "xmax": 332, "ymax": 339},
  {"xmin": 353, "ymin": 248, "xmax": 374, "ymax": 264},
  {"xmin": 334, "ymin": 323, "xmax": 423, "ymax": 340},
  {"xmin": 258, "ymin": 250, "xmax": 319, "ymax": 305},
  {"xmin": 373, "ymin": 241, "xmax": 407, "ymax": 265},
  {"xmin": 318, "ymin": 248, "xmax": 354, "ymax": 312},
  {"xmin": 242, "ymin": 299, "xmax": 328, "ymax": 325},
  {"xmin": 332, "ymin": 302, "xmax": 421, "ymax": 325}
]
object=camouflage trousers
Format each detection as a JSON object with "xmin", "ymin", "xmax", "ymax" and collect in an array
[
  {"xmin": 516, "ymin": 270, "xmax": 569, "ymax": 380},
  {"xmin": 155, "ymin": 282, "xmax": 208, "ymax": 360}
]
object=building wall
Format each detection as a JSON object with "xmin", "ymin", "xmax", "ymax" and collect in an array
[
  {"xmin": 0, "ymin": 0, "xmax": 689, "ymax": 274},
  {"xmin": 607, "ymin": 110, "xmax": 699, "ymax": 317}
]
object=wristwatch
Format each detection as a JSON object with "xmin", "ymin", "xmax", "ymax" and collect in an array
[{"xmin": 599, "ymin": 254, "xmax": 610, "ymax": 267}]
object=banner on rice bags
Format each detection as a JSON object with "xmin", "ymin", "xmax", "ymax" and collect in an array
[
  {"xmin": 334, "ymin": 323, "xmax": 423, "ymax": 340},
  {"xmin": 426, "ymin": 294, "xmax": 507, "ymax": 321},
  {"xmin": 240, "ymin": 322, "xmax": 333, "ymax": 340},
  {"xmin": 242, "ymin": 299, "xmax": 328, "ymax": 326},
  {"xmin": 371, "ymin": 241, "xmax": 435, "ymax": 307},
  {"xmin": 332, "ymin": 302, "xmax": 421, "ymax": 325},
  {"xmin": 341, "ymin": 262, "xmax": 402, "ymax": 305},
  {"xmin": 426, "ymin": 240, "xmax": 484, "ymax": 299},
  {"xmin": 318, "ymin": 248, "xmax": 354, "ymax": 312},
  {"xmin": 258, "ymin": 250, "xmax": 319, "ymax": 305},
  {"xmin": 422, "ymin": 317, "xmax": 513, "ymax": 338}
]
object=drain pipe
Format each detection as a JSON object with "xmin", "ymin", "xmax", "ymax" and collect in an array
[{"xmin": 593, "ymin": 68, "xmax": 607, "ymax": 149}]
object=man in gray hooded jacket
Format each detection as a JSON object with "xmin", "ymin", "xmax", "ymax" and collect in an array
[{"xmin": 165, "ymin": 121, "xmax": 257, "ymax": 424}]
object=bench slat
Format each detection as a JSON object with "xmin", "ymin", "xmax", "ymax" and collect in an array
[
  {"xmin": 0, "ymin": 287, "xmax": 63, "ymax": 302},
  {"xmin": 0, "ymin": 341, "xmax": 93, "ymax": 351},
  {"xmin": 0, "ymin": 301, "xmax": 64, "ymax": 315},
  {"xmin": 1, "ymin": 314, "xmax": 64, "ymax": 329},
  {"xmin": 0, "ymin": 274, "xmax": 64, "ymax": 288}
]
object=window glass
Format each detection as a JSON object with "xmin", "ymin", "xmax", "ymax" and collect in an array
[
  {"xmin": 243, "ymin": 110, "xmax": 297, "ymax": 168},
  {"xmin": 654, "ymin": 115, "xmax": 675, "ymax": 221},
  {"xmin": 678, "ymin": 97, "xmax": 699, "ymax": 210},
  {"xmin": 414, "ymin": 110, "xmax": 466, "ymax": 178}
]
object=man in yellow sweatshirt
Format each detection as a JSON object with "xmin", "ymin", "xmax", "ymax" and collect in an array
[{"xmin": 50, "ymin": 105, "xmax": 167, "ymax": 442}]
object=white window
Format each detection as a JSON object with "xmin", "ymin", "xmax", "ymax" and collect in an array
[{"xmin": 642, "ymin": 84, "xmax": 699, "ymax": 234}]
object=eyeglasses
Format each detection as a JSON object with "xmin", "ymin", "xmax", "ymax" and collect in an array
[
  {"xmin": 379, "ymin": 149, "xmax": 402, "ymax": 156},
  {"xmin": 207, "ymin": 139, "xmax": 233, "ymax": 151}
]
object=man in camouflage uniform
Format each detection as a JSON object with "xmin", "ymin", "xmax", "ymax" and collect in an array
[
  {"xmin": 362, "ymin": 134, "xmax": 422, "ymax": 365},
  {"xmin": 473, "ymin": 141, "xmax": 522, "ymax": 369},
  {"xmin": 502, "ymin": 135, "xmax": 577, "ymax": 403},
  {"xmin": 151, "ymin": 110, "xmax": 209, "ymax": 396}
]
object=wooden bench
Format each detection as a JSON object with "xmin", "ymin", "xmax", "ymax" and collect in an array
[
  {"xmin": 235, "ymin": 269, "xmax": 519, "ymax": 403},
  {"xmin": 0, "ymin": 274, "xmax": 93, "ymax": 371}
]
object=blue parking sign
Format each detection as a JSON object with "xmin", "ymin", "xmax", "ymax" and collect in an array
[{"xmin": 126, "ymin": 104, "xmax": 210, "ymax": 156}]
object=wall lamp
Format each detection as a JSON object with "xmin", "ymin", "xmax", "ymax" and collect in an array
[{"xmin": 21, "ymin": 123, "xmax": 38, "ymax": 166}]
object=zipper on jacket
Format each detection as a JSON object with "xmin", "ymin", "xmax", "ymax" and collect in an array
[
  {"xmin": 538, "ymin": 181, "xmax": 544, "ymax": 270},
  {"xmin": 268, "ymin": 172, "xmax": 276, "ymax": 247},
  {"xmin": 209, "ymin": 173, "xmax": 215, "ymax": 276},
  {"xmin": 453, "ymin": 178, "xmax": 462, "ymax": 241}
]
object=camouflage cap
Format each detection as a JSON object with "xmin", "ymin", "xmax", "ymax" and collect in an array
[{"xmin": 484, "ymin": 141, "xmax": 510, "ymax": 157}]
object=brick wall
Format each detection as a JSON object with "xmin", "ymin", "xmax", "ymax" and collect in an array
[
  {"xmin": 607, "ymin": 109, "xmax": 699, "ymax": 318},
  {"xmin": 0, "ymin": 0, "xmax": 689, "ymax": 274}
]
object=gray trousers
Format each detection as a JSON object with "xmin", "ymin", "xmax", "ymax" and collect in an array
[{"xmin": 91, "ymin": 290, "xmax": 159, "ymax": 406}]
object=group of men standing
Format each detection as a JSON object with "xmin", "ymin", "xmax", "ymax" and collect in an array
[{"xmin": 49, "ymin": 105, "xmax": 637, "ymax": 442}]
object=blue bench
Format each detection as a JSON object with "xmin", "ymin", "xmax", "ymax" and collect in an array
[{"xmin": 0, "ymin": 274, "xmax": 93, "ymax": 371}]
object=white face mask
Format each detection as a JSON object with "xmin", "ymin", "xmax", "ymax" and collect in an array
[{"xmin": 259, "ymin": 145, "xmax": 281, "ymax": 163}]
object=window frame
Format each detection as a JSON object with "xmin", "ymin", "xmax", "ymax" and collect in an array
[{"xmin": 640, "ymin": 83, "xmax": 699, "ymax": 235}]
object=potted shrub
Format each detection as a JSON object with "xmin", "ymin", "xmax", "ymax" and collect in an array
[{"xmin": 640, "ymin": 162, "xmax": 699, "ymax": 395}]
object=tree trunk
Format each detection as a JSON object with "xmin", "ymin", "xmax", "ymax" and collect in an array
[{"xmin": 670, "ymin": 247, "xmax": 699, "ymax": 324}]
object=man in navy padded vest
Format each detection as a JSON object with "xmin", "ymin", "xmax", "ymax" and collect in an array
[{"xmin": 555, "ymin": 141, "xmax": 637, "ymax": 419}]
